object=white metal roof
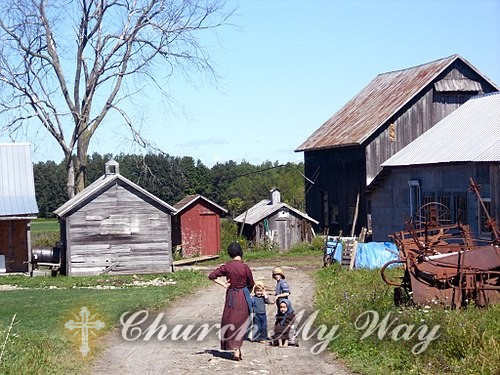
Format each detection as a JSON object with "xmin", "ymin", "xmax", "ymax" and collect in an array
[
  {"xmin": 0, "ymin": 143, "xmax": 39, "ymax": 218},
  {"xmin": 382, "ymin": 92, "xmax": 500, "ymax": 167},
  {"xmin": 234, "ymin": 199, "xmax": 318, "ymax": 225}
]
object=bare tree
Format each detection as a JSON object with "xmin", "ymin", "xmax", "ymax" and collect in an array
[{"xmin": 0, "ymin": 0, "xmax": 232, "ymax": 198}]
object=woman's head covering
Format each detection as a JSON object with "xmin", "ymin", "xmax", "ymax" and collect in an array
[
  {"xmin": 272, "ymin": 266, "xmax": 285, "ymax": 279},
  {"xmin": 278, "ymin": 298, "xmax": 294, "ymax": 314}
]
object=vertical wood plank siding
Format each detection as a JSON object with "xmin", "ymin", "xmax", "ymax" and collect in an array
[{"xmin": 66, "ymin": 184, "xmax": 172, "ymax": 275}]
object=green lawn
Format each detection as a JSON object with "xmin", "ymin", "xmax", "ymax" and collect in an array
[{"xmin": 31, "ymin": 219, "xmax": 59, "ymax": 233}]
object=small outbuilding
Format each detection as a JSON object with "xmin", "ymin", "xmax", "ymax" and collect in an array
[
  {"xmin": 172, "ymin": 194, "xmax": 227, "ymax": 258},
  {"xmin": 54, "ymin": 160, "xmax": 176, "ymax": 276},
  {"xmin": 234, "ymin": 188, "xmax": 318, "ymax": 251},
  {"xmin": 0, "ymin": 143, "xmax": 39, "ymax": 273}
]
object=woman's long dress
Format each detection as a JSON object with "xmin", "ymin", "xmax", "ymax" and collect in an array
[{"xmin": 208, "ymin": 260, "xmax": 255, "ymax": 350}]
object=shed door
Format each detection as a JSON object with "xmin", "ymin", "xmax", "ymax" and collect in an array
[{"xmin": 201, "ymin": 213, "xmax": 219, "ymax": 256}]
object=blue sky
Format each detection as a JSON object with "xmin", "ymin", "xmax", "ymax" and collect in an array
[{"xmin": 4, "ymin": 0, "xmax": 500, "ymax": 166}]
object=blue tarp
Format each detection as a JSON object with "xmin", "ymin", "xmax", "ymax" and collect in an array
[
  {"xmin": 325, "ymin": 240, "xmax": 343, "ymax": 263},
  {"xmin": 354, "ymin": 242, "xmax": 399, "ymax": 269}
]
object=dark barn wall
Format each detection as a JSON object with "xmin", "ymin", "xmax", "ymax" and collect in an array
[
  {"xmin": 177, "ymin": 201, "xmax": 222, "ymax": 258},
  {"xmin": 0, "ymin": 220, "xmax": 29, "ymax": 272},
  {"xmin": 65, "ymin": 183, "xmax": 172, "ymax": 275},
  {"xmin": 370, "ymin": 163, "xmax": 497, "ymax": 241},
  {"xmin": 304, "ymin": 147, "xmax": 366, "ymax": 236}
]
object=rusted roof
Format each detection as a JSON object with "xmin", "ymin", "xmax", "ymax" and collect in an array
[
  {"xmin": 0, "ymin": 143, "xmax": 38, "ymax": 218},
  {"xmin": 173, "ymin": 194, "xmax": 227, "ymax": 214},
  {"xmin": 295, "ymin": 54, "xmax": 498, "ymax": 152},
  {"xmin": 381, "ymin": 92, "xmax": 500, "ymax": 167},
  {"xmin": 54, "ymin": 173, "xmax": 176, "ymax": 217},
  {"xmin": 234, "ymin": 199, "xmax": 318, "ymax": 226}
]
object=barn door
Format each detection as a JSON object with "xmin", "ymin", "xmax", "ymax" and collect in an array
[{"xmin": 200, "ymin": 213, "xmax": 219, "ymax": 256}]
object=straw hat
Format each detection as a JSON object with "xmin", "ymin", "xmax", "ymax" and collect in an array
[{"xmin": 272, "ymin": 267, "xmax": 285, "ymax": 279}]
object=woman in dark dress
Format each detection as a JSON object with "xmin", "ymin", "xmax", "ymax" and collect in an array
[{"xmin": 208, "ymin": 242, "xmax": 254, "ymax": 361}]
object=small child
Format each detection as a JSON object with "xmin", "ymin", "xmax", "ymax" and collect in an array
[
  {"xmin": 272, "ymin": 266, "xmax": 290, "ymax": 310},
  {"xmin": 271, "ymin": 299, "xmax": 298, "ymax": 347},
  {"xmin": 250, "ymin": 281, "xmax": 272, "ymax": 342}
]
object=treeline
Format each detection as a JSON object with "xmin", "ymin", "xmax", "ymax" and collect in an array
[{"xmin": 34, "ymin": 152, "xmax": 305, "ymax": 218}]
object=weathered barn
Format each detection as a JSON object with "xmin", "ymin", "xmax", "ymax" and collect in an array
[
  {"xmin": 295, "ymin": 55, "xmax": 498, "ymax": 237},
  {"xmin": 234, "ymin": 189, "xmax": 318, "ymax": 251},
  {"xmin": 172, "ymin": 194, "xmax": 227, "ymax": 257},
  {"xmin": 369, "ymin": 92, "xmax": 500, "ymax": 241},
  {"xmin": 0, "ymin": 143, "xmax": 39, "ymax": 273},
  {"xmin": 54, "ymin": 160, "xmax": 176, "ymax": 276}
]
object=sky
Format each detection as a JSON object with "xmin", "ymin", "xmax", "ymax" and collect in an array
[{"xmin": 2, "ymin": 0, "xmax": 500, "ymax": 167}]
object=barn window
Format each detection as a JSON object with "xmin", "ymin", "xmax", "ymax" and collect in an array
[
  {"xmin": 479, "ymin": 199, "xmax": 492, "ymax": 238},
  {"xmin": 453, "ymin": 193, "xmax": 467, "ymax": 224},
  {"xmin": 329, "ymin": 205, "xmax": 339, "ymax": 224},
  {"xmin": 408, "ymin": 180, "xmax": 421, "ymax": 221}
]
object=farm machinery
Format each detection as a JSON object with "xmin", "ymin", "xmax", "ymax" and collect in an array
[{"xmin": 381, "ymin": 178, "xmax": 500, "ymax": 309}]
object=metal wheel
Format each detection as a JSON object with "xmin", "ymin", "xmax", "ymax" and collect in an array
[{"xmin": 415, "ymin": 202, "xmax": 452, "ymax": 229}]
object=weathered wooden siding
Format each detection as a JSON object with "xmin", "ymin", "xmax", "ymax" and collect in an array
[
  {"xmin": 365, "ymin": 62, "xmax": 489, "ymax": 185},
  {"xmin": 0, "ymin": 220, "xmax": 29, "ymax": 272},
  {"xmin": 178, "ymin": 201, "xmax": 221, "ymax": 257},
  {"xmin": 251, "ymin": 210, "xmax": 314, "ymax": 251},
  {"xmin": 65, "ymin": 184, "xmax": 172, "ymax": 275},
  {"xmin": 370, "ymin": 163, "xmax": 497, "ymax": 241}
]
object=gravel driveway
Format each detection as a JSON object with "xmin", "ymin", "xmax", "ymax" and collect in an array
[{"xmin": 91, "ymin": 265, "xmax": 352, "ymax": 375}]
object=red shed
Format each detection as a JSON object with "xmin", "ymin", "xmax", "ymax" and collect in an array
[{"xmin": 172, "ymin": 195, "xmax": 228, "ymax": 258}]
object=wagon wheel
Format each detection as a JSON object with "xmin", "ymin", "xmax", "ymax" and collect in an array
[{"xmin": 415, "ymin": 202, "xmax": 452, "ymax": 229}]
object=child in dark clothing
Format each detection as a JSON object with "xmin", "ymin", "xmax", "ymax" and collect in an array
[
  {"xmin": 272, "ymin": 266, "xmax": 290, "ymax": 311},
  {"xmin": 250, "ymin": 281, "xmax": 272, "ymax": 342},
  {"xmin": 272, "ymin": 299, "xmax": 298, "ymax": 347}
]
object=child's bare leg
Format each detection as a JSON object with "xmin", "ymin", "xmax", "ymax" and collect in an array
[{"xmin": 282, "ymin": 339, "xmax": 288, "ymax": 347}]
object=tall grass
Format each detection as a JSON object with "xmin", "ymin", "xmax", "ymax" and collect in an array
[{"xmin": 314, "ymin": 265, "xmax": 500, "ymax": 374}]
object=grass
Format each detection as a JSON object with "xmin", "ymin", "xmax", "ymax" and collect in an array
[
  {"xmin": 0, "ymin": 271, "xmax": 210, "ymax": 375},
  {"xmin": 31, "ymin": 219, "xmax": 59, "ymax": 234},
  {"xmin": 314, "ymin": 264, "xmax": 500, "ymax": 374},
  {"xmin": 2, "ymin": 234, "xmax": 498, "ymax": 374},
  {"xmin": 31, "ymin": 219, "xmax": 60, "ymax": 247}
]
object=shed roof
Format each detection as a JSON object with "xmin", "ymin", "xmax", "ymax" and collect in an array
[
  {"xmin": 296, "ymin": 54, "xmax": 499, "ymax": 152},
  {"xmin": 54, "ymin": 173, "xmax": 176, "ymax": 217},
  {"xmin": 0, "ymin": 143, "xmax": 39, "ymax": 218},
  {"xmin": 381, "ymin": 92, "xmax": 500, "ymax": 167},
  {"xmin": 234, "ymin": 199, "xmax": 318, "ymax": 226},
  {"xmin": 173, "ymin": 194, "xmax": 228, "ymax": 214}
]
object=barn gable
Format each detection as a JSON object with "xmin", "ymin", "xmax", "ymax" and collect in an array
[{"xmin": 295, "ymin": 55, "xmax": 499, "ymax": 237}]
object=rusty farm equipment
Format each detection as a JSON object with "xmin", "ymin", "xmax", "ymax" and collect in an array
[{"xmin": 381, "ymin": 178, "xmax": 500, "ymax": 309}]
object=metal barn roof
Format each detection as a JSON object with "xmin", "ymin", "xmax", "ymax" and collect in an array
[
  {"xmin": 382, "ymin": 92, "xmax": 500, "ymax": 166},
  {"xmin": 0, "ymin": 143, "xmax": 39, "ymax": 218},
  {"xmin": 234, "ymin": 199, "xmax": 318, "ymax": 226},
  {"xmin": 296, "ymin": 54, "xmax": 498, "ymax": 152},
  {"xmin": 54, "ymin": 173, "xmax": 177, "ymax": 217}
]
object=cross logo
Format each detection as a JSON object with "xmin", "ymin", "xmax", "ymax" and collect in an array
[{"xmin": 65, "ymin": 306, "xmax": 105, "ymax": 356}]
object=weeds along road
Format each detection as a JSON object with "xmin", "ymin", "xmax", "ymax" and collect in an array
[{"xmin": 91, "ymin": 265, "xmax": 352, "ymax": 375}]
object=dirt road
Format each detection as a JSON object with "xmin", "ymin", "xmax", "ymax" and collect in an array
[{"xmin": 91, "ymin": 265, "xmax": 352, "ymax": 375}]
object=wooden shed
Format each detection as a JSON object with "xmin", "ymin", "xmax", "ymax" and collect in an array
[
  {"xmin": 0, "ymin": 143, "xmax": 39, "ymax": 273},
  {"xmin": 295, "ymin": 55, "xmax": 498, "ymax": 237},
  {"xmin": 54, "ymin": 160, "xmax": 176, "ymax": 276},
  {"xmin": 234, "ymin": 188, "xmax": 318, "ymax": 252},
  {"xmin": 369, "ymin": 92, "xmax": 500, "ymax": 241},
  {"xmin": 172, "ymin": 194, "xmax": 227, "ymax": 258}
]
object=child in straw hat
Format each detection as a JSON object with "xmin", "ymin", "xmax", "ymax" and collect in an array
[{"xmin": 272, "ymin": 266, "xmax": 290, "ymax": 311}]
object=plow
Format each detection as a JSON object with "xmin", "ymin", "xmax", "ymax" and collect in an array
[{"xmin": 381, "ymin": 178, "xmax": 500, "ymax": 308}]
